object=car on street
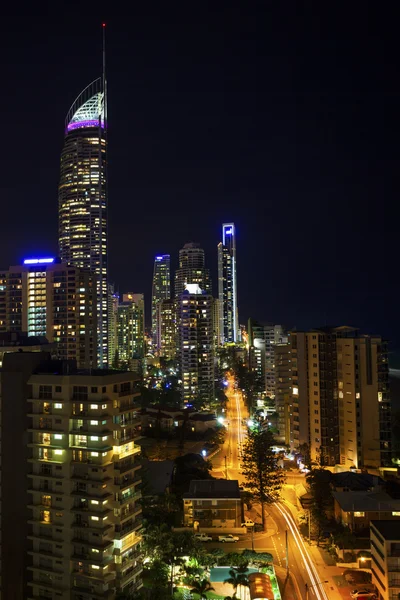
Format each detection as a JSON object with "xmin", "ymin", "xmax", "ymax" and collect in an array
[
  {"xmin": 194, "ymin": 533, "xmax": 213, "ymax": 542},
  {"xmin": 350, "ymin": 590, "xmax": 376, "ymax": 599},
  {"xmin": 218, "ymin": 534, "xmax": 239, "ymax": 543},
  {"xmin": 241, "ymin": 519, "xmax": 255, "ymax": 528}
]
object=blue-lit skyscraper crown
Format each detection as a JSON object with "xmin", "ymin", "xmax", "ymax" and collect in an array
[{"xmin": 218, "ymin": 222, "xmax": 239, "ymax": 343}]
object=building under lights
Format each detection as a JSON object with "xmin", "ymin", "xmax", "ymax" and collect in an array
[
  {"xmin": 58, "ymin": 77, "xmax": 108, "ymax": 367},
  {"xmin": 175, "ymin": 243, "xmax": 211, "ymax": 297},
  {"xmin": 117, "ymin": 294, "xmax": 145, "ymax": 370},
  {"xmin": 157, "ymin": 298, "xmax": 177, "ymax": 361},
  {"xmin": 178, "ymin": 284, "xmax": 214, "ymax": 406},
  {"xmin": 0, "ymin": 258, "xmax": 97, "ymax": 368},
  {"xmin": 151, "ymin": 255, "xmax": 170, "ymax": 350},
  {"xmin": 218, "ymin": 223, "xmax": 239, "ymax": 344},
  {"xmin": 0, "ymin": 353, "xmax": 142, "ymax": 599}
]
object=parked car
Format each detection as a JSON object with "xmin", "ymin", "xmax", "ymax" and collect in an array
[
  {"xmin": 194, "ymin": 533, "xmax": 213, "ymax": 542},
  {"xmin": 350, "ymin": 590, "xmax": 376, "ymax": 599},
  {"xmin": 218, "ymin": 534, "xmax": 239, "ymax": 543},
  {"xmin": 241, "ymin": 519, "xmax": 255, "ymax": 528}
]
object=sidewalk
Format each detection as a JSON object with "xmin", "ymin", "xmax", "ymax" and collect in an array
[{"xmin": 308, "ymin": 544, "xmax": 345, "ymax": 600}]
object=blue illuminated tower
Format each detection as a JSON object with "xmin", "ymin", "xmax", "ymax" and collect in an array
[{"xmin": 218, "ymin": 223, "xmax": 239, "ymax": 343}]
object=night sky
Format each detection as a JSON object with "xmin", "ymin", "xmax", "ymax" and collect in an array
[{"xmin": 0, "ymin": 4, "xmax": 398, "ymax": 360}]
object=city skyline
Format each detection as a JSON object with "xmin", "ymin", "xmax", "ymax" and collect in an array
[{"xmin": 0, "ymin": 7, "xmax": 397, "ymax": 360}]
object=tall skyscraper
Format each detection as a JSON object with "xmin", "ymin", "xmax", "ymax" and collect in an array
[
  {"xmin": 248, "ymin": 320, "xmax": 287, "ymax": 397},
  {"xmin": 218, "ymin": 223, "xmax": 239, "ymax": 343},
  {"xmin": 0, "ymin": 258, "xmax": 97, "ymax": 368},
  {"xmin": 58, "ymin": 67, "xmax": 108, "ymax": 366},
  {"xmin": 157, "ymin": 298, "xmax": 177, "ymax": 361},
  {"xmin": 289, "ymin": 326, "xmax": 391, "ymax": 468},
  {"xmin": 151, "ymin": 255, "xmax": 170, "ymax": 350},
  {"xmin": 178, "ymin": 284, "xmax": 214, "ymax": 406},
  {"xmin": 117, "ymin": 294, "xmax": 145, "ymax": 369},
  {"xmin": 175, "ymin": 243, "xmax": 211, "ymax": 297}
]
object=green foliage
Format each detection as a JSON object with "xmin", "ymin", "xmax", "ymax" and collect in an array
[
  {"xmin": 173, "ymin": 453, "xmax": 214, "ymax": 498},
  {"xmin": 241, "ymin": 549, "xmax": 273, "ymax": 566},
  {"xmin": 190, "ymin": 578, "xmax": 215, "ymax": 599},
  {"xmin": 223, "ymin": 564, "xmax": 250, "ymax": 593},
  {"xmin": 241, "ymin": 428, "xmax": 286, "ymax": 528},
  {"xmin": 306, "ymin": 468, "xmax": 333, "ymax": 545}
]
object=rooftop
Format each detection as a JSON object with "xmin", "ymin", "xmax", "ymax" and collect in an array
[
  {"xmin": 183, "ymin": 479, "xmax": 240, "ymax": 499},
  {"xmin": 333, "ymin": 491, "xmax": 400, "ymax": 512},
  {"xmin": 331, "ymin": 471, "xmax": 385, "ymax": 492},
  {"xmin": 371, "ymin": 520, "xmax": 400, "ymax": 540}
]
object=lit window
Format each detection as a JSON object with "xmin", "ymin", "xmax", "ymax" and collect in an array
[
  {"xmin": 90, "ymin": 420, "xmax": 98, "ymax": 425},
  {"xmin": 102, "ymin": 436, "xmax": 108, "ymax": 441},
  {"xmin": 91, "ymin": 500, "xmax": 99, "ymax": 505},
  {"xmin": 292, "ymin": 387, "xmax": 298, "ymax": 396},
  {"xmin": 41, "ymin": 509, "xmax": 51, "ymax": 523},
  {"xmin": 92, "ymin": 564, "xmax": 100, "ymax": 569},
  {"xmin": 54, "ymin": 434, "xmax": 63, "ymax": 440},
  {"xmin": 378, "ymin": 392, "xmax": 383, "ymax": 402},
  {"xmin": 102, "ymin": 404, "xmax": 107, "ymax": 409},
  {"xmin": 91, "ymin": 516, "xmax": 99, "ymax": 521},
  {"xmin": 354, "ymin": 511, "xmax": 365, "ymax": 517},
  {"xmin": 102, "ymin": 500, "xmax": 108, "ymax": 505},
  {"xmin": 90, "ymin": 436, "xmax": 99, "ymax": 441},
  {"xmin": 91, "ymin": 452, "xmax": 99, "ymax": 457},
  {"xmin": 102, "ymin": 452, "xmax": 107, "ymax": 457},
  {"xmin": 356, "ymin": 393, "xmax": 360, "ymax": 399},
  {"xmin": 92, "ymin": 548, "xmax": 100, "ymax": 553},
  {"xmin": 54, "ymin": 403, "xmax": 63, "ymax": 409},
  {"xmin": 103, "ymin": 516, "xmax": 108, "ymax": 520},
  {"xmin": 90, "ymin": 404, "xmax": 97, "ymax": 409},
  {"xmin": 54, "ymin": 450, "xmax": 63, "ymax": 455},
  {"xmin": 392, "ymin": 512, "xmax": 400, "ymax": 516}
]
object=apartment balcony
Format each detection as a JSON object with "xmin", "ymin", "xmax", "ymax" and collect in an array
[
  {"xmin": 71, "ymin": 551, "xmax": 113, "ymax": 565},
  {"xmin": 71, "ymin": 585, "xmax": 114, "ymax": 599},
  {"xmin": 71, "ymin": 537, "xmax": 113, "ymax": 551},
  {"xmin": 27, "ymin": 548, "xmax": 64, "ymax": 560},
  {"xmin": 71, "ymin": 472, "xmax": 112, "ymax": 484},
  {"xmin": 119, "ymin": 504, "xmax": 141, "ymax": 522},
  {"xmin": 114, "ymin": 474, "xmax": 142, "ymax": 491},
  {"xmin": 388, "ymin": 557, "xmax": 400, "ymax": 571},
  {"xmin": 72, "ymin": 520, "xmax": 112, "ymax": 534},
  {"xmin": 114, "ymin": 456, "xmax": 141, "ymax": 474},
  {"xmin": 113, "ymin": 430, "xmax": 141, "ymax": 444},
  {"xmin": 115, "ymin": 490, "xmax": 141, "ymax": 506},
  {"xmin": 28, "ymin": 471, "xmax": 64, "ymax": 481},
  {"xmin": 27, "ymin": 580, "xmax": 67, "ymax": 593},
  {"xmin": 71, "ymin": 489, "xmax": 113, "ymax": 501},
  {"xmin": 118, "ymin": 563, "xmax": 143, "ymax": 587},
  {"xmin": 114, "ymin": 517, "xmax": 142, "ymax": 538}
]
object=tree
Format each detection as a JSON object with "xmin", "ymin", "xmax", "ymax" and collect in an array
[
  {"xmin": 224, "ymin": 565, "xmax": 250, "ymax": 597},
  {"xmin": 306, "ymin": 468, "xmax": 333, "ymax": 545},
  {"xmin": 190, "ymin": 578, "xmax": 215, "ymax": 599},
  {"xmin": 241, "ymin": 428, "xmax": 286, "ymax": 529}
]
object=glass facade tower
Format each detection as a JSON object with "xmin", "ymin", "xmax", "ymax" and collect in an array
[
  {"xmin": 58, "ymin": 78, "xmax": 108, "ymax": 366},
  {"xmin": 218, "ymin": 222, "xmax": 239, "ymax": 343},
  {"xmin": 151, "ymin": 255, "xmax": 170, "ymax": 350}
]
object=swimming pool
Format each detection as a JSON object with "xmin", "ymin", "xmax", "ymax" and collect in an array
[{"xmin": 210, "ymin": 566, "xmax": 258, "ymax": 582}]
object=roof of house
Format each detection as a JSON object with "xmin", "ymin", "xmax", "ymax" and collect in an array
[
  {"xmin": 189, "ymin": 413, "xmax": 217, "ymax": 422},
  {"xmin": 371, "ymin": 520, "xmax": 400, "ymax": 540},
  {"xmin": 333, "ymin": 491, "xmax": 400, "ymax": 512},
  {"xmin": 183, "ymin": 479, "xmax": 241, "ymax": 499},
  {"xmin": 331, "ymin": 472, "xmax": 385, "ymax": 491}
]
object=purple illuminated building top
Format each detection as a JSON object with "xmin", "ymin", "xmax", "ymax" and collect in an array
[{"xmin": 67, "ymin": 119, "xmax": 103, "ymax": 133}]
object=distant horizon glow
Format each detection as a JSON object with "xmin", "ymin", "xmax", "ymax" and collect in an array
[{"xmin": 23, "ymin": 258, "xmax": 55, "ymax": 265}]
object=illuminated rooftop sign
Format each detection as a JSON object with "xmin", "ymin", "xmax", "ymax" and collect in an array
[
  {"xmin": 23, "ymin": 258, "xmax": 55, "ymax": 265},
  {"xmin": 67, "ymin": 119, "xmax": 101, "ymax": 132}
]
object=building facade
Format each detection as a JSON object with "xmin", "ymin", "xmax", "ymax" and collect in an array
[
  {"xmin": 58, "ymin": 78, "xmax": 108, "ymax": 366},
  {"xmin": 117, "ymin": 294, "xmax": 145, "ymax": 369},
  {"xmin": 177, "ymin": 284, "xmax": 214, "ymax": 406},
  {"xmin": 157, "ymin": 298, "xmax": 177, "ymax": 361},
  {"xmin": 370, "ymin": 520, "xmax": 400, "ymax": 600},
  {"xmin": 218, "ymin": 223, "xmax": 239, "ymax": 343},
  {"xmin": 275, "ymin": 342, "xmax": 293, "ymax": 446},
  {"xmin": 289, "ymin": 327, "xmax": 391, "ymax": 468},
  {"xmin": 0, "ymin": 354, "xmax": 142, "ymax": 599},
  {"xmin": 248, "ymin": 320, "xmax": 287, "ymax": 397},
  {"xmin": 108, "ymin": 284, "xmax": 119, "ymax": 367},
  {"xmin": 0, "ymin": 259, "xmax": 97, "ymax": 368},
  {"xmin": 174, "ymin": 243, "xmax": 211, "ymax": 298},
  {"xmin": 183, "ymin": 480, "xmax": 242, "ymax": 530},
  {"xmin": 151, "ymin": 255, "xmax": 170, "ymax": 350}
]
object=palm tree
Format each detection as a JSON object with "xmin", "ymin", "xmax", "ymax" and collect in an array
[
  {"xmin": 190, "ymin": 578, "xmax": 215, "ymax": 599},
  {"xmin": 224, "ymin": 565, "xmax": 250, "ymax": 597}
]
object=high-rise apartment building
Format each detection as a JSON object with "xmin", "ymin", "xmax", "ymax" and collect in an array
[
  {"xmin": 178, "ymin": 284, "xmax": 214, "ymax": 406},
  {"xmin": 218, "ymin": 223, "xmax": 239, "ymax": 343},
  {"xmin": 151, "ymin": 255, "xmax": 170, "ymax": 350},
  {"xmin": 157, "ymin": 298, "xmax": 177, "ymax": 361},
  {"xmin": 212, "ymin": 298, "xmax": 221, "ymax": 351},
  {"xmin": 0, "ymin": 258, "xmax": 97, "ymax": 368},
  {"xmin": 175, "ymin": 243, "xmax": 211, "ymax": 297},
  {"xmin": 108, "ymin": 284, "xmax": 119, "ymax": 366},
  {"xmin": 289, "ymin": 327, "xmax": 391, "ymax": 468},
  {"xmin": 0, "ymin": 353, "xmax": 142, "ymax": 599},
  {"xmin": 248, "ymin": 320, "xmax": 287, "ymax": 396},
  {"xmin": 117, "ymin": 294, "xmax": 145, "ymax": 369},
  {"xmin": 58, "ymin": 76, "xmax": 108, "ymax": 366},
  {"xmin": 275, "ymin": 342, "xmax": 293, "ymax": 445}
]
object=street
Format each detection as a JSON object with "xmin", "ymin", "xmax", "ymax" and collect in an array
[{"xmin": 210, "ymin": 371, "xmax": 331, "ymax": 600}]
